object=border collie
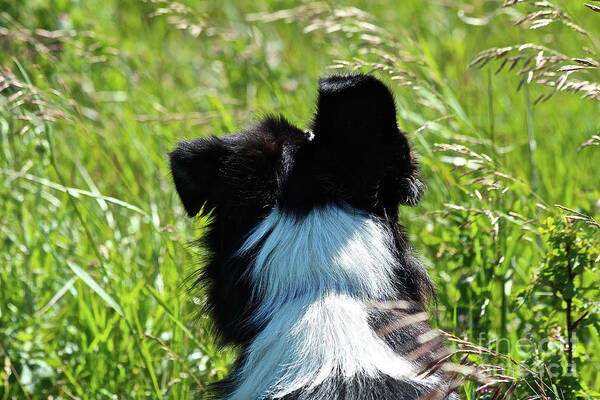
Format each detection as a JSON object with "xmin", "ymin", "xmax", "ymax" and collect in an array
[{"xmin": 169, "ymin": 74, "xmax": 457, "ymax": 399}]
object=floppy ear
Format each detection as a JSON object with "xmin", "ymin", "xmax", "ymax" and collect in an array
[{"xmin": 169, "ymin": 137, "xmax": 226, "ymax": 217}]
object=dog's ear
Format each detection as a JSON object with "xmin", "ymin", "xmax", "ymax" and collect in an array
[
  {"xmin": 313, "ymin": 74, "xmax": 398, "ymax": 142},
  {"xmin": 169, "ymin": 137, "xmax": 227, "ymax": 217},
  {"xmin": 309, "ymin": 74, "xmax": 426, "ymax": 209}
]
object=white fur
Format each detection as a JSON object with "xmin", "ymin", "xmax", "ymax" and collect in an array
[
  {"xmin": 229, "ymin": 205, "xmax": 435, "ymax": 399},
  {"xmin": 238, "ymin": 205, "xmax": 398, "ymax": 324}
]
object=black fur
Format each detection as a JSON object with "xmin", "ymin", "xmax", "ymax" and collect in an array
[
  {"xmin": 278, "ymin": 374, "xmax": 434, "ymax": 400},
  {"xmin": 169, "ymin": 74, "xmax": 456, "ymax": 399},
  {"xmin": 170, "ymin": 116, "xmax": 307, "ymax": 344},
  {"xmin": 282, "ymin": 74, "xmax": 424, "ymax": 215}
]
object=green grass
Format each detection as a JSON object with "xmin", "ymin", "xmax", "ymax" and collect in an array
[{"xmin": 1, "ymin": 0, "xmax": 599, "ymax": 398}]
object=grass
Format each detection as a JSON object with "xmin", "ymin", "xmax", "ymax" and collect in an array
[{"xmin": 1, "ymin": 0, "xmax": 599, "ymax": 398}]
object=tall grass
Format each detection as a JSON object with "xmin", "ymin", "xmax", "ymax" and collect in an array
[{"xmin": 1, "ymin": 0, "xmax": 599, "ymax": 399}]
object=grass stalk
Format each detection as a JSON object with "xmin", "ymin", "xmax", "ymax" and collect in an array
[
  {"xmin": 487, "ymin": 68, "xmax": 496, "ymax": 155},
  {"xmin": 12, "ymin": 58, "xmax": 164, "ymax": 400},
  {"xmin": 524, "ymin": 81, "xmax": 539, "ymax": 194}
]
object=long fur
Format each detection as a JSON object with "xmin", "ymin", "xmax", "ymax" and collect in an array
[
  {"xmin": 169, "ymin": 74, "xmax": 457, "ymax": 399},
  {"xmin": 240, "ymin": 205, "xmax": 399, "ymax": 322},
  {"xmin": 229, "ymin": 205, "xmax": 440, "ymax": 400}
]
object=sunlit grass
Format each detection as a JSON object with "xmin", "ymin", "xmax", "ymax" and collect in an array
[{"xmin": 1, "ymin": 0, "xmax": 599, "ymax": 398}]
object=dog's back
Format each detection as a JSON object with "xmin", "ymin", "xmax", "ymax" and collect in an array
[{"xmin": 170, "ymin": 74, "xmax": 457, "ymax": 399}]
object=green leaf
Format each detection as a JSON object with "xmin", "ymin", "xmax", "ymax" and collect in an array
[{"xmin": 65, "ymin": 260, "xmax": 124, "ymax": 317}]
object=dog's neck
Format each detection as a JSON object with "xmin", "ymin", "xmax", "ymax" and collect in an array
[
  {"xmin": 238, "ymin": 204, "xmax": 401, "ymax": 325},
  {"xmin": 227, "ymin": 204, "xmax": 436, "ymax": 399}
]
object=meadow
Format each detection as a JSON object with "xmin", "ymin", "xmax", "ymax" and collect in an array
[{"xmin": 1, "ymin": 0, "xmax": 599, "ymax": 398}]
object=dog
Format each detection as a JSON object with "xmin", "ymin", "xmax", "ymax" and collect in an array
[{"xmin": 169, "ymin": 74, "xmax": 457, "ymax": 399}]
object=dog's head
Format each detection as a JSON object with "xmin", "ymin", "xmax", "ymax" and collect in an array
[{"xmin": 169, "ymin": 74, "xmax": 423, "ymax": 232}]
